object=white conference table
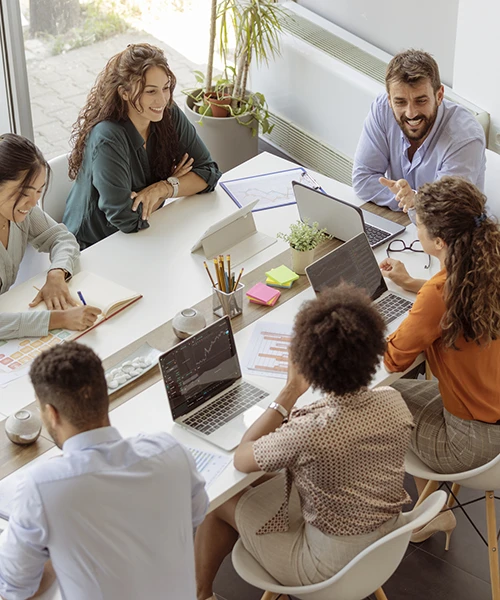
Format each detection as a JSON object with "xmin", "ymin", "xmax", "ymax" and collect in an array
[
  {"xmin": 1, "ymin": 152, "xmax": 359, "ymax": 418},
  {"xmin": 0, "ymin": 152, "xmax": 438, "ymax": 600}
]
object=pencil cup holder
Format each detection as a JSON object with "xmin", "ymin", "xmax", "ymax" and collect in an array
[{"xmin": 212, "ymin": 283, "xmax": 244, "ymax": 319}]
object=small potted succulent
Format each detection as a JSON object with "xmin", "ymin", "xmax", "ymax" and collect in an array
[{"xmin": 277, "ymin": 219, "xmax": 330, "ymax": 274}]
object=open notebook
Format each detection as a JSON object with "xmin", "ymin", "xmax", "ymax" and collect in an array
[{"xmin": 0, "ymin": 270, "xmax": 142, "ymax": 341}]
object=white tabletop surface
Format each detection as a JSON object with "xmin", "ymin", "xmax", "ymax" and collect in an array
[{"xmin": 0, "ymin": 153, "xmax": 362, "ymax": 416}]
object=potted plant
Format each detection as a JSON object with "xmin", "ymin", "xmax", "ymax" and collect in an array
[
  {"xmin": 277, "ymin": 219, "xmax": 330, "ymax": 275},
  {"xmin": 184, "ymin": 0, "xmax": 284, "ymax": 172}
]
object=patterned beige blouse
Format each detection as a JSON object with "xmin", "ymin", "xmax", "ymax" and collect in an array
[{"xmin": 253, "ymin": 386, "xmax": 413, "ymax": 536}]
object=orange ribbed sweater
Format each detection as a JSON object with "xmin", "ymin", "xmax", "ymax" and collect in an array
[{"xmin": 385, "ymin": 270, "xmax": 500, "ymax": 422}]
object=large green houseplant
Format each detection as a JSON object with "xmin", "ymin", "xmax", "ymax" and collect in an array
[{"xmin": 184, "ymin": 0, "xmax": 284, "ymax": 172}]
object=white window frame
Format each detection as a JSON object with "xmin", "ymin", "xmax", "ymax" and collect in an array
[{"xmin": 0, "ymin": 1, "xmax": 34, "ymax": 138}]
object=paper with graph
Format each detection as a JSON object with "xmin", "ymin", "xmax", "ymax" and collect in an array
[
  {"xmin": 220, "ymin": 167, "xmax": 321, "ymax": 211},
  {"xmin": 242, "ymin": 321, "xmax": 293, "ymax": 379},
  {"xmin": 188, "ymin": 447, "xmax": 232, "ymax": 488}
]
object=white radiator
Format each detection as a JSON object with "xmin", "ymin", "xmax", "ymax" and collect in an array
[{"xmin": 252, "ymin": 1, "xmax": 489, "ymax": 186}]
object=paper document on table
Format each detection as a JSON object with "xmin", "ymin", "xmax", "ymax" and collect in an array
[
  {"xmin": 242, "ymin": 321, "xmax": 293, "ymax": 379},
  {"xmin": 220, "ymin": 167, "xmax": 324, "ymax": 212},
  {"xmin": 0, "ymin": 331, "xmax": 72, "ymax": 388},
  {"xmin": 188, "ymin": 447, "xmax": 232, "ymax": 488}
]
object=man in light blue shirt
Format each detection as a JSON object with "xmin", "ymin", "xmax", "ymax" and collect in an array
[
  {"xmin": 0, "ymin": 342, "xmax": 208, "ymax": 600},
  {"xmin": 353, "ymin": 49, "xmax": 486, "ymax": 212}
]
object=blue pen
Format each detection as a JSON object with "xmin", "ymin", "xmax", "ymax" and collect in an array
[{"xmin": 77, "ymin": 291, "xmax": 86, "ymax": 305}]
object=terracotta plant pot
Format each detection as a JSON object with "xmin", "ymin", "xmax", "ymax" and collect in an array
[
  {"xmin": 204, "ymin": 92, "xmax": 232, "ymax": 118},
  {"xmin": 185, "ymin": 92, "xmax": 258, "ymax": 172}
]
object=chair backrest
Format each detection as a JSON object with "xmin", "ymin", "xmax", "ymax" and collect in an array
[
  {"xmin": 44, "ymin": 154, "xmax": 73, "ymax": 223},
  {"xmin": 484, "ymin": 148, "xmax": 500, "ymax": 220},
  {"xmin": 232, "ymin": 490, "xmax": 446, "ymax": 600}
]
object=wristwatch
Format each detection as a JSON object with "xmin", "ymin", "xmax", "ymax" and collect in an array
[
  {"xmin": 268, "ymin": 401, "xmax": 289, "ymax": 421},
  {"xmin": 167, "ymin": 176, "xmax": 180, "ymax": 198}
]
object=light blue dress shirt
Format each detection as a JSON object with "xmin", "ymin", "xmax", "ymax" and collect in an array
[
  {"xmin": 352, "ymin": 93, "xmax": 486, "ymax": 210},
  {"xmin": 0, "ymin": 427, "xmax": 208, "ymax": 600}
]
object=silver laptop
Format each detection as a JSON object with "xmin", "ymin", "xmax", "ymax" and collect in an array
[
  {"xmin": 159, "ymin": 317, "xmax": 271, "ymax": 451},
  {"xmin": 293, "ymin": 181, "xmax": 405, "ymax": 248},
  {"xmin": 305, "ymin": 232, "xmax": 413, "ymax": 330}
]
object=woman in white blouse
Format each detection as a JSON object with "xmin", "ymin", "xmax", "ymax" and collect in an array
[
  {"xmin": 195, "ymin": 284, "xmax": 414, "ymax": 600},
  {"xmin": 0, "ymin": 133, "xmax": 100, "ymax": 339}
]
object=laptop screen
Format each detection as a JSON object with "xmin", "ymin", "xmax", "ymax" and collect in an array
[
  {"xmin": 306, "ymin": 232, "xmax": 387, "ymax": 300},
  {"xmin": 159, "ymin": 317, "xmax": 241, "ymax": 420}
]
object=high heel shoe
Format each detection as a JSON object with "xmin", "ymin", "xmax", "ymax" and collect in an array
[{"xmin": 410, "ymin": 509, "xmax": 457, "ymax": 550}]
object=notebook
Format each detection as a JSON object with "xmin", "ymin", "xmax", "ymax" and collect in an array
[
  {"xmin": 159, "ymin": 316, "xmax": 272, "ymax": 451},
  {"xmin": 305, "ymin": 232, "xmax": 413, "ymax": 331},
  {"xmin": 0, "ymin": 271, "xmax": 142, "ymax": 341}
]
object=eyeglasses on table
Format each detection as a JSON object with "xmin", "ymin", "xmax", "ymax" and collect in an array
[{"xmin": 386, "ymin": 239, "xmax": 431, "ymax": 269}]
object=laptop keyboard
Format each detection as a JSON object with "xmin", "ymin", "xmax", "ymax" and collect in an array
[
  {"xmin": 183, "ymin": 381, "xmax": 269, "ymax": 435},
  {"xmin": 365, "ymin": 223, "xmax": 391, "ymax": 246},
  {"xmin": 376, "ymin": 294, "xmax": 413, "ymax": 324}
]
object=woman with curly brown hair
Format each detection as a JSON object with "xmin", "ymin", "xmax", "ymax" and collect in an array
[
  {"xmin": 381, "ymin": 176, "xmax": 500, "ymax": 545},
  {"xmin": 63, "ymin": 43, "xmax": 221, "ymax": 249},
  {"xmin": 194, "ymin": 284, "xmax": 413, "ymax": 599}
]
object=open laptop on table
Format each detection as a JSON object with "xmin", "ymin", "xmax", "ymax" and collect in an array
[
  {"xmin": 305, "ymin": 232, "xmax": 413, "ymax": 329},
  {"xmin": 293, "ymin": 181, "xmax": 405, "ymax": 248},
  {"xmin": 159, "ymin": 316, "xmax": 271, "ymax": 451}
]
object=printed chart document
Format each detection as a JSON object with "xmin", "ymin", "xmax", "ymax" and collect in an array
[
  {"xmin": 242, "ymin": 321, "xmax": 293, "ymax": 380},
  {"xmin": 188, "ymin": 447, "xmax": 232, "ymax": 488},
  {"xmin": 0, "ymin": 271, "xmax": 142, "ymax": 387},
  {"xmin": 220, "ymin": 167, "xmax": 323, "ymax": 212}
]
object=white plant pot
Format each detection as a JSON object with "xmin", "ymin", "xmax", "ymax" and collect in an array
[
  {"xmin": 185, "ymin": 92, "xmax": 259, "ymax": 173},
  {"xmin": 291, "ymin": 248, "xmax": 315, "ymax": 275}
]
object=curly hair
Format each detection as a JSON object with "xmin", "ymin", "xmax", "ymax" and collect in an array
[
  {"xmin": 30, "ymin": 342, "xmax": 109, "ymax": 429},
  {"xmin": 386, "ymin": 49, "xmax": 441, "ymax": 93},
  {"xmin": 68, "ymin": 43, "xmax": 180, "ymax": 181},
  {"xmin": 415, "ymin": 177, "xmax": 500, "ymax": 347},
  {"xmin": 0, "ymin": 133, "xmax": 50, "ymax": 219},
  {"xmin": 290, "ymin": 283, "xmax": 387, "ymax": 396}
]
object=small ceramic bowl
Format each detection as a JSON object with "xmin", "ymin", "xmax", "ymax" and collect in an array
[
  {"xmin": 172, "ymin": 308, "xmax": 207, "ymax": 340},
  {"xmin": 5, "ymin": 409, "xmax": 42, "ymax": 445}
]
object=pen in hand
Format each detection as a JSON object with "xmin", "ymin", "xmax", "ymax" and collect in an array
[{"xmin": 77, "ymin": 291, "xmax": 87, "ymax": 306}]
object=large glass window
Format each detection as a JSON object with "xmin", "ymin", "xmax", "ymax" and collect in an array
[{"xmin": 12, "ymin": 0, "xmax": 215, "ymax": 158}]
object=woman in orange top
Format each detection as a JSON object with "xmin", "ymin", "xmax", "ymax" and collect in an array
[{"xmin": 380, "ymin": 176, "xmax": 500, "ymax": 545}]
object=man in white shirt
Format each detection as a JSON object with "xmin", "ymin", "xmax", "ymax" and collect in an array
[{"xmin": 0, "ymin": 342, "xmax": 208, "ymax": 600}]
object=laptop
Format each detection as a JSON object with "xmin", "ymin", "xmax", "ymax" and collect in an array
[
  {"xmin": 293, "ymin": 181, "xmax": 405, "ymax": 248},
  {"xmin": 159, "ymin": 316, "xmax": 271, "ymax": 451},
  {"xmin": 305, "ymin": 232, "xmax": 413, "ymax": 328}
]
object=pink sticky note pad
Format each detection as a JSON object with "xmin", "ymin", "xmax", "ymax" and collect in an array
[{"xmin": 246, "ymin": 282, "xmax": 280, "ymax": 304}]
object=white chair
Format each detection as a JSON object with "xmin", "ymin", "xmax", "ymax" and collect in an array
[
  {"xmin": 406, "ymin": 450, "xmax": 500, "ymax": 600},
  {"xmin": 44, "ymin": 153, "xmax": 74, "ymax": 223},
  {"xmin": 231, "ymin": 491, "xmax": 446, "ymax": 600},
  {"xmin": 484, "ymin": 148, "xmax": 500, "ymax": 220}
]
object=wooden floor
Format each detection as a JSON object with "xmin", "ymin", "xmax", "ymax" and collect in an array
[{"xmin": 208, "ymin": 140, "xmax": 498, "ymax": 600}]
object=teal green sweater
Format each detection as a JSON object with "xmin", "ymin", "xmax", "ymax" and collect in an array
[{"xmin": 63, "ymin": 104, "xmax": 221, "ymax": 249}]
